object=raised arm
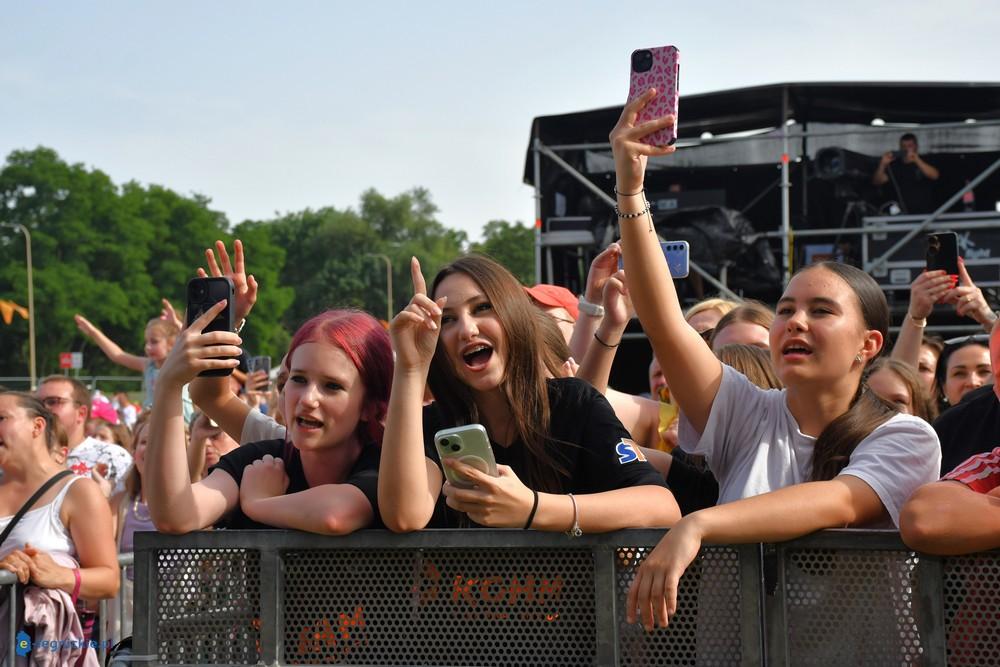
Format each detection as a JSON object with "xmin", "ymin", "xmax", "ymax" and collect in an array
[
  {"xmin": 74, "ymin": 314, "xmax": 146, "ymax": 372},
  {"xmin": 379, "ymin": 258, "xmax": 446, "ymax": 532},
  {"xmin": 146, "ymin": 302, "xmax": 243, "ymax": 533},
  {"xmin": 627, "ymin": 475, "xmax": 885, "ymax": 631},
  {"xmin": 190, "ymin": 239, "xmax": 261, "ymax": 440},
  {"xmin": 611, "ymin": 89, "xmax": 723, "ymax": 432},
  {"xmin": 900, "ymin": 481, "xmax": 1000, "ymax": 555},
  {"xmin": 891, "ymin": 269, "xmax": 953, "ymax": 367},
  {"xmin": 568, "ymin": 243, "xmax": 622, "ymax": 362},
  {"xmin": 945, "ymin": 258, "xmax": 999, "ymax": 333},
  {"xmin": 872, "ymin": 151, "xmax": 893, "ymax": 186}
]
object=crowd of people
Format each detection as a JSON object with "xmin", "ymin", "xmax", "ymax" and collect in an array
[{"xmin": 1, "ymin": 89, "xmax": 997, "ymax": 661}]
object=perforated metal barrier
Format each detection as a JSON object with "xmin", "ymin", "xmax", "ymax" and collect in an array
[{"xmin": 133, "ymin": 530, "xmax": 999, "ymax": 666}]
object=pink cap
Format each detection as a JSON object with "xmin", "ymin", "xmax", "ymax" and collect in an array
[
  {"xmin": 524, "ymin": 284, "xmax": 579, "ymax": 321},
  {"xmin": 90, "ymin": 399, "xmax": 119, "ymax": 425}
]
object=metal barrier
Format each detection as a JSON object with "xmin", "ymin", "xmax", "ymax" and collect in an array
[{"xmin": 129, "ymin": 529, "xmax": 1000, "ymax": 666}]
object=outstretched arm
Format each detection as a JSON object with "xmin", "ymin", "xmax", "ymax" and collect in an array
[
  {"xmin": 612, "ymin": 89, "xmax": 722, "ymax": 433},
  {"xmin": 74, "ymin": 314, "xmax": 146, "ymax": 372},
  {"xmin": 569, "ymin": 243, "xmax": 622, "ymax": 362},
  {"xmin": 146, "ymin": 302, "xmax": 243, "ymax": 533},
  {"xmin": 626, "ymin": 475, "xmax": 884, "ymax": 631},
  {"xmin": 891, "ymin": 269, "xmax": 954, "ymax": 367},
  {"xmin": 900, "ymin": 481, "xmax": 1000, "ymax": 555},
  {"xmin": 379, "ymin": 258, "xmax": 447, "ymax": 532}
]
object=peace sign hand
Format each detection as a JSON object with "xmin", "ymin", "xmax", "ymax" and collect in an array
[{"xmin": 389, "ymin": 257, "xmax": 446, "ymax": 372}]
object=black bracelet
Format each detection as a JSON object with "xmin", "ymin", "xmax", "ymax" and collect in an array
[
  {"xmin": 524, "ymin": 489, "xmax": 540, "ymax": 530},
  {"xmin": 614, "ymin": 185, "xmax": 644, "ymax": 197},
  {"xmin": 593, "ymin": 331, "xmax": 621, "ymax": 348}
]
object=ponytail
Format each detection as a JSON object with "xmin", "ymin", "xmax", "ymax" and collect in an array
[{"xmin": 810, "ymin": 388, "xmax": 896, "ymax": 481}]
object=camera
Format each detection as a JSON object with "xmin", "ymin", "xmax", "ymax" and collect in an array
[
  {"xmin": 189, "ymin": 281, "xmax": 208, "ymax": 302},
  {"xmin": 631, "ymin": 49, "xmax": 654, "ymax": 73}
]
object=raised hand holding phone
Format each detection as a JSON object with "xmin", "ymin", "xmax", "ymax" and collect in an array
[
  {"xmin": 627, "ymin": 46, "xmax": 680, "ymax": 148},
  {"xmin": 389, "ymin": 257, "xmax": 446, "ymax": 372},
  {"xmin": 611, "ymin": 89, "xmax": 677, "ymax": 194},
  {"xmin": 158, "ymin": 300, "xmax": 242, "ymax": 388}
]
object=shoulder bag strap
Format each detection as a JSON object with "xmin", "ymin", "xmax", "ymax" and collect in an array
[{"xmin": 0, "ymin": 469, "xmax": 74, "ymax": 548}]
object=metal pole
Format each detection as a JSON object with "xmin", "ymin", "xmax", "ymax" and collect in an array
[
  {"xmin": 868, "ymin": 156, "xmax": 1000, "ymax": 272},
  {"xmin": 780, "ymin": 87, "xmax": 792, "ymax": 285},
  {"xmin": 366, "ymin": 254, "xmax": 393, "ymax": 321},
  {"xmin": 535, "ymin": 141, "xmax": 616, "ymax": 207},
  {"xmin": 1, "ymin": 223, "xmax": 35, "ymax": 389},
  {"xmin": 533, "ymin": 138, "xmax": 544, "ymax": 283}
]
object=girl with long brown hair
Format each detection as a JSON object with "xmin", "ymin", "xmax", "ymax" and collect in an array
[
  {"xmin": 379, "ymin": 254, "xmax": 679, "ymax": 532},
  {"xmin": 610, "ymin": 89, "xmax": 940, "ymax": 631}
]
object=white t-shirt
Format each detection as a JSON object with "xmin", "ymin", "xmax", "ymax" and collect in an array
[
  {"xmin": 240, "ymin": 408, "xmax": 286, "ymax": 445},
  {"xmin": 67, "ymin": 436, "xmax": 134, "ymax": 495},
  {"xmin": 679, "ymin": 365, "xmax": 941, "ymax": 527}
]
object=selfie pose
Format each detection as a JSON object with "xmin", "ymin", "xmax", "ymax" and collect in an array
[
  {"xmin": 611, "ymin": 88, "xmax": 939, "ymax": 630},
  {"xmin": 379, "ymin": 254, "xmax": 679, "ymax": 533}
]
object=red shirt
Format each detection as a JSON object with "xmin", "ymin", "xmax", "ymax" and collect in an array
[{"xmin": 943, "ymin": 446, "xmax": 1000, "ymax": 494}]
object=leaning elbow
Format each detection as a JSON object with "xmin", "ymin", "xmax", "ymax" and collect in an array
[
  {"xmin": 383, "ymin": 514, "xmax": 426, "ymax": 534},
  {"xmin": 899, "ymin": 499, "xmax": 945, "ymax": 553},
  {"xmin": 152, "ymin": 517, "xmax": 194, "ymax": 535}
]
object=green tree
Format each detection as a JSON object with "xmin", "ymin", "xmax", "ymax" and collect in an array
[{"xmin": 471, "ymin": 220, "xmax": 535, "ymax": 284}]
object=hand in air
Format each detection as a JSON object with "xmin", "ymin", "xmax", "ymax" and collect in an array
[
  {"xmin": 200, "ymin": 239, "xmax": 258, "ymax": 323},
  {"xmin": 945, "ymin": 257, "xmax": 995, "ymax": 327},
  {"xmin": 441, "ymin": 462, "xmax": 535, "ymax": 528},
  {"xmin": 879, "ymin": 151, "xmax": 895, "ymax": 168},
  {"xmin": 907, "ymin": 270, "xmax": 955, "ymax": 319},
  {"xmin": 610, "ymin": 88, "xmax": 677, "ymax": 194},
  {"xmin": 625, "ymin": 519, "xmax": 703, "ymax": 631},
  {"xmin": 157, "ymin": 300, "xmax": 242, "ymax": 389},
  {"xmin": 160, "ymin": 298, "xmax": 183, "ymax": 332},
  {"xmin": 389, "ymin": 257, "xmax": 446, "ymax": 372},
  {"xmin": 73, "ymin": 314, "xmax": 99, "ymax": 338},
  {"xmin": 585, "ymin": 242, "xmax": 622, "ymax": 304},
  {"xmin": 240, "ymin": 455, "xmax": 290, "ymax": 512},
  {"xmin": 601, "ymin": 270, "xmax": 633, "ymax": 328}
]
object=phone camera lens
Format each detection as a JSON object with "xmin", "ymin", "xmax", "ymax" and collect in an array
[
  {"xmin": 440, "ymin": 439, "xmax": 450, "ymax": 447},
  {"xmin": 631, "ymin": 49, "xmax": 653, "ymax": 73},
  {"xmin": 451, "ymin": 444, "xmax": 461, "ymax": 452},
  {"xmin": 190, "ymin": 282, "xmax": 208, "ymax": 302}
]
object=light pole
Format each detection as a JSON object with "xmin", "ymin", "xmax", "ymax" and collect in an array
[
  {"xmin": 0, "ymin": 223, "xmax": 35, "ymax": 389},
  {"xmin": 366, "ymin": 254, "xmax": 393, "ymax": 322}
]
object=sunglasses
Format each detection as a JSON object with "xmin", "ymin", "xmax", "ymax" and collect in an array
[{"xmin": 40, "ymin": 396, "xmax": 80, "ymax": 409}]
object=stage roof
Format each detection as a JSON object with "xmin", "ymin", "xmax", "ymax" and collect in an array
[{"xmin": 524, "ymin": 81, "xmax": 1000, "ymax": 182}]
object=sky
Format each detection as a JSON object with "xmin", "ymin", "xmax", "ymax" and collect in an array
[{"xmin": 3, "ymin": 1, "xmax": 999, "ymax": 242}]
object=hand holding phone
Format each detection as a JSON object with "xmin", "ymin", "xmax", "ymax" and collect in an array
[
  {"xmin": 185, "ymin": 277, "xmax": 236, "ymax": 377},
  {"xmin": 619, "ymin": 240, "xmax": 690, "ymax": 279},
  {"xmin": 627, "ymin": 45, "xmax": 680, "ymax": 147},
  {"xmin": 434, "ymin": 425, "xmax": 497, "ymax": 489}
]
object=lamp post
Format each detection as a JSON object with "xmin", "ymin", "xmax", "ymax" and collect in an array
[
  {"xmin": 0, "ymin": 223, "xmax": 36, "ymax": 389},
  {"xmin": 365, "ymin": 254, "xmax": 393, "ymax": 322}
]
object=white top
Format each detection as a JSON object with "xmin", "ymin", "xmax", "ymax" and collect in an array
[
  {"xmin": 240, "ymin": 408, "xmax": 286, "ymax": 445},
  {"xmin": 0, "ymin": 476, "xmax": 83, "ymax": 559},
  {"xmin": 67, "ymin": 436, "xmax": 134, "ymax": 495},
  {"xmin": 679, "ymin": 365, "xmax": 941, "ymax": 527}
]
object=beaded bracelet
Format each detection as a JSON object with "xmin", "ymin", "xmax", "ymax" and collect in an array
[{"xmin": 614, "ymin": 200, "xmax": 651, "ymax": 219}]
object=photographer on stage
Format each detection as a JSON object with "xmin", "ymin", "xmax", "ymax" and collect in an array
[{"xmin": 872, "ymin": 133, "xmax": 940, "ymax": 214}]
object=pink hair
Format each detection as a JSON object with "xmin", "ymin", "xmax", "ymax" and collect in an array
[{"xmin": 284, "ymin": 310, "xmax": 393, "ymax": 445}]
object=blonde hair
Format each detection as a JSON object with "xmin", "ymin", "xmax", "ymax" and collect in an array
[
  {"xmin": 684, "ymin": 297, "xmax": 740, "ymax": 323},
  {"xmin": 145, "ymin": 317, "xmax": 180, "ymax": 342}
]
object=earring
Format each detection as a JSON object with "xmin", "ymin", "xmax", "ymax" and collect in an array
[{"xmin": 855, "ymin": 354, "xmax": 864, "ymax": 364}]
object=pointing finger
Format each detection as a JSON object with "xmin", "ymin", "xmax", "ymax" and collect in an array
[{"xmin": 411, "ymin": 257, "xmax": 428, "ymax": 297}]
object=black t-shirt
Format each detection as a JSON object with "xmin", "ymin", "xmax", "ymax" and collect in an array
[
  {"xmin": 887, "ymin": 160, "xmax": 935, "ymax": 214},
  {"xmin": 934, "ymin": 385, "xmax": 1000, "ymax": 476},
  {"xmin": 211, "ymin": 439, "xmax": 382, "ymax": 529},
  {"xmin": 422, "ymin": 377, "xmax": 668, "ymax": 528}
]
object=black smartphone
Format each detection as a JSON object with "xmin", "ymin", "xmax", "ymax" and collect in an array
[
  {"xmin": 249, "ymin": 355, "xmax": 271, "ymax": 390},
  {"xmin": 185, "ymin": 276, "xmax": 236, "ymax": 377},
  {"xmin": 926, "ymin": 232, "xmax": 959, "ymax": 276}
]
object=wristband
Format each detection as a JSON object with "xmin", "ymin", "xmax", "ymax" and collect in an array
[
  {"xmin": 577, "ymin": 297, "xmax": 605, "ymax": 318},
  {"xmin": 907, "ymin": 314, "xmax": 927, "ymax": 328},
  {"xmin": 593, "ymin": 331, "xmax": 620, "ymax": 348},
  {"xmin": 71, "ymin": 567, "xmax": 81, "ymax": 606},
  {"xmin": 523, "ymin": 489, "xmax": 539, "ymax": 530},
  {"xmin": 566, "ymin": 493, "xmax": 582, "ymax": 538}
]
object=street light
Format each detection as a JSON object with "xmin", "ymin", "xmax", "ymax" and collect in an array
[
  {"xmin": 365, "ymin": 254, "xmax": 393, "ymax": 322},
  {"xmin": 0, "ymin": 223, "xmax": 35, "ymax": 389}
]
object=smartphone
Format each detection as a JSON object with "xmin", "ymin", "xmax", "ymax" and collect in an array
[
  {"xmin": 627, "ymin": 45, "xmax": 680, "ymax": 147},
  {"xmin": 185, "ymin": 276, "xmax": 236, "ymax": 377},
  {"xmin": 926, "ymin": 232, "xmax": 959, "ymax": 276},
  {"xmin": 619, "ymin": 240, "xmax": 690, "ymax": 278},
  {"xmin": 249, "ymin": 355, "xmax": 272, "ymax": 391},
  {"xmin": 434, "ymin": 424, "xmax": 498, "ymax": 489}
]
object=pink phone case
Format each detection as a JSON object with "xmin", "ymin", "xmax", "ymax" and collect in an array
[{"xmin": 627, "ymin": 46, "xmax": 680, "ymax": 147}]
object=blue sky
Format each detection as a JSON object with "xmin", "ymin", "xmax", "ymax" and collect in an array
[{"xmin": 3, "ymin": 1, "xmax": 997, "ymax": 241}]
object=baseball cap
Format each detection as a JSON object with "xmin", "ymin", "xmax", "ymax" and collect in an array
[{"xmin": 524, "ymin": 284, "xmax": 579, "ymax": 321}]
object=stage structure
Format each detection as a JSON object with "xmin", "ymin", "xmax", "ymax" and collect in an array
[
  {"xmin": 524, "ymin": 82, "xmax": 1000, "ymax": 393},
  {"xmin": 524, "ymin": 82, "xmax": 1000, "ymax": 306}
]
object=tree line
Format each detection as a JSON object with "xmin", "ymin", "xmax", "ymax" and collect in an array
[{"xmin": 0, "ymin": 147, "xmax": 535, "ymax": 379}]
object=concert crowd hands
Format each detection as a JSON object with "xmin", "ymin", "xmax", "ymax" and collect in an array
[
  {"xmin": 156, "ymin": 301, "xmax": 242, "ymax": 390},
  {"xmin": 199, "ymin": 239, "xmax": 259, "ymax": 324},
  {"xmin": 389, "ymin": 257, "xmax": 446, "ymax": 373},
  {"xmin": 909, "ymin": 258, "xmax": 997, "ymax": 330},
  {"xmin": 441, "ymin": 461, "xmax": 536, "ymax": 528}
]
